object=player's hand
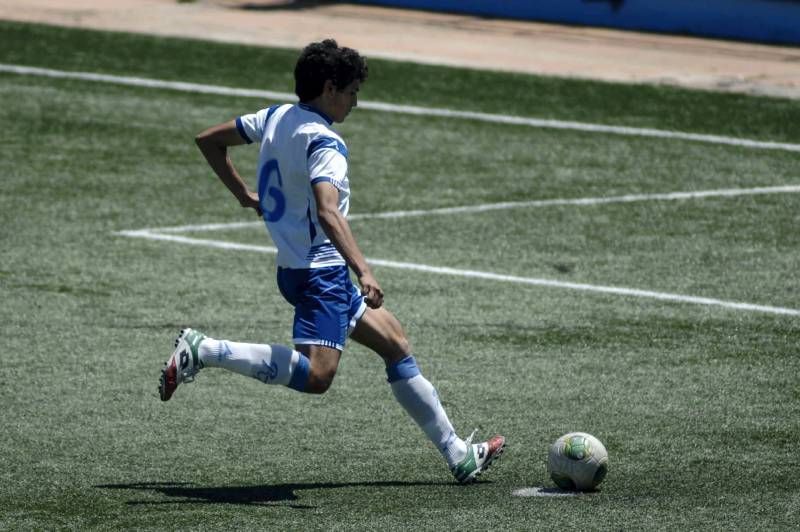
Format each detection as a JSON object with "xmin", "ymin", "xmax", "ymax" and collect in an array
[
  {"xmin": 239, "ymin": 190, "xmax": 262, "ymax": 216},
  {"xmin": 358, "ymin": 272, "xmax": 384, "ymax": 309}
]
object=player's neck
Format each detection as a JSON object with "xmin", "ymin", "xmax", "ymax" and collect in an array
[{"xmin": 301, "ymin": 99, "xmax": 335, "ymax": 125}]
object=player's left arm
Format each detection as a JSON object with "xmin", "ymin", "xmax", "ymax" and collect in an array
[
  {"xmin": 195, "ymin": 120, "xmax": 261, "ymax": 215},
  {"xmin": 313, "ymin": 182, "xmax": 383, "ymax": 309}
]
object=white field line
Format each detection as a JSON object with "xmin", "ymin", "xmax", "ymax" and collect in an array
[
  {"xmin": 117, "ymin": 229, "xmax": 278, "ymax": 254},
  {"xmin": 125, "ymin": 184, "xmax": 800, "ymax": 234},
  {"xmin": 116, "ymin": 229, "xmax": 800, "ymax": 317},
  {"xmin": 3, "ymin": 63, "xmax": 800, "ymax": 153},
  {"xmin": 352, "ymin": 184, "xmax": 800, "ymax": 220}
]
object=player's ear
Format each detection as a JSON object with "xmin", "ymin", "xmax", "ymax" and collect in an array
[{"xmin": 322, "ymin": 79, "xmax": 337, "ymax": 97}]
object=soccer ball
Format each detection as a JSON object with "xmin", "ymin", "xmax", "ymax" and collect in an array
[{"xmin": 547, "ymin": 432, "xmax": 609, "ymax": 491}]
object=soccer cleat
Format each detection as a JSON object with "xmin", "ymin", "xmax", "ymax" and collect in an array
[
  {"xmin": 450, "ymin": 430, "xmax": 506, "ymax": 484},
  {"xmin": 158, "ymin": 328, "xmax": 206, "ymax": 401}
]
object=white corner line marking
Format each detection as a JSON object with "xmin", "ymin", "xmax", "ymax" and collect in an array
[
  {"xmin": 121, "ymin": 184, "xmax": 800, "ymax": 234},
  {"xmin": 115, "ymin": 230, "xmax": 800, "ymax": 317},
  {"xmin": 350, "ymin": 184, "xmax": 800, "ymax": 220},
  {"xmin": 3, "ymin": 63, "xmax": 800, "ymax": 153},
  {"xmin": 115, "ymin": 229, "xmax": 278, "ymax": 254}
]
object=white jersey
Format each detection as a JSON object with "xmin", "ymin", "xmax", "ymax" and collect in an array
[{"xmin": 236, "ymin": 103, "xmax": 350, "ymax": 269}]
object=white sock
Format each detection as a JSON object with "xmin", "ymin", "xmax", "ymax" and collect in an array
[
  {"xmin": 387, "ymin": 356, "xmax": 468, "ymax": 467},
  {"xmin": 198, "ymin": 337, "xmax": 310, "ymax": 390}
]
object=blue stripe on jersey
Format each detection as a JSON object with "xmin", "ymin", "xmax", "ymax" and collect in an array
[
  {"xmin": 309, "ymin": 251, "xmax": 341, "ymax": 260},
  {"xmin": 307, "ymin": 136, "xmax": 349, "ymax": 160},
  {"xmin": 265, "ymin": 104, "xmax": 281, "ymax": 125},
  {"xmin": 298, "ymin": 103, "xmax": 333, "ymax": 125},
  {"xmin": 306, "ymin": 204, "xmax": 317, "ymax": 242},
  {"xmin": 310, "ymin": 176, "xmax": 334, "ymax": 186},
  {"xmin": 313, "ymin": 253, "xmax": 341, "ymax": 261},
  {"xmin": 306, "ymin": 243, "xmax": 340, "ymax": 262},
  {"xmin": 235, "ymin": 117, "xmax": 253, "ymax": 144}
]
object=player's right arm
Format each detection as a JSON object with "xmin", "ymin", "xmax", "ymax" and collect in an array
[
  {"xmin": 313, "ymin": 182, "xmax": 384, "ymax": 309},
  {"xmin": 195, "ymin": 120, "xmax": 261, "ymax": 215}
]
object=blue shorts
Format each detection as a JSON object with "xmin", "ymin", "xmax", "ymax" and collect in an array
[{"xmin": 276, "ymin": 265, "xmax": 367, "ymax": 351}]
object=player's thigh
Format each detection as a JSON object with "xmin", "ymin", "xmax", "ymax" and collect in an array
[{"xmin": 350, "ymin": 307, "xmax": 410, "ymax": 364}]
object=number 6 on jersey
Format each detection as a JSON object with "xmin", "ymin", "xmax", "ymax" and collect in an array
[{"xmin": 258, "ymin": 159, "xmax": 286, "ymax": 222}]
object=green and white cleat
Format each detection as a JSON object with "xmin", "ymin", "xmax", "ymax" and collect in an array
[
  {"xmin": 451, "ymin": 430, "xmax": 506, "ymax": 484},
  {"xmin": 159, "ymin": 328, "xmax": 206, "ymax": 401}
]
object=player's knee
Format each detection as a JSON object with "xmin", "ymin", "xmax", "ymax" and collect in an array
[
  {"xmin": 383, "ymin": 332, "xmax": 411, "ymax": 364},
  {"xmin": 305, "ymin": 368, "xmax": 336, "ymax": 394},
  {"xmin": 306, "ymin": 378, "xmax": 333, "ymax": 394}
]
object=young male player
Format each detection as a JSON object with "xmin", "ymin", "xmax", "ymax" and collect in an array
[{"xmin": 159, "ymin": 39, "xmax": 505, "ymax": 483}]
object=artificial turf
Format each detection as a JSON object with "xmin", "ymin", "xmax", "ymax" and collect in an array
[{"xmin": 0, "ymin": 21, "xmax": 798, "ymax": 530}]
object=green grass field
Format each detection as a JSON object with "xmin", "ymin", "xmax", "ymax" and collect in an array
[{"xmin": 1, "ymin": 21, "xmax": 799, "ymax": 530}]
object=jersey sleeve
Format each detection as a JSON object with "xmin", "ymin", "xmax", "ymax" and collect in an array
[
  {"xmin": 235, "ymin": 105, "xmax": 280, "ymax": 144},
  {"xmin": 307, "ymin": 136, "xmax": 349, "ymax": 189}
]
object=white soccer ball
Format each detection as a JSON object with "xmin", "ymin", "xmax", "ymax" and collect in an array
[{"xmin": 547, "ymin": 432, "xmax": 609, "ymax": 491}]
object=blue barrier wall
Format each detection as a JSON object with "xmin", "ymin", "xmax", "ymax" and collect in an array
[{"xmin": 350, "ymin": 0, "xmax": 800, "ymax": 45}]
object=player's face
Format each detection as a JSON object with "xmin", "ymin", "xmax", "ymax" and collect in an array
[{"xmin": 330, "ymin": 80, "xmax": 360, "ymax": 123}]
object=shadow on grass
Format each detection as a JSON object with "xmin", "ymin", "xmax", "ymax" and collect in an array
[{"xmin": 96, "ymin": 480, "xmax": 447, "ymax": 508}]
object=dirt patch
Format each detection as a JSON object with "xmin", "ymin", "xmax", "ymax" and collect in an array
[{"xmin": 3, "ymin": 0, "xmax": 800, "ymax": 99}]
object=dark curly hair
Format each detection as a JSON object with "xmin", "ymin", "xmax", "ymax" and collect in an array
[{"xmin": 294, "ymin": 39, "xmax": 368, "ymax": 102}]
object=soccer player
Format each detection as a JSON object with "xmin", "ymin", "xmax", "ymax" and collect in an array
[{"xmin": 159, "ymin": 39, "xmax": 505, "ymax": 483}]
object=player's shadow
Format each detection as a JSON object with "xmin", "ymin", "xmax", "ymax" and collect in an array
[{"xmin": 96, "ymin": 480, "xmax": 446, "ymax": 509}]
